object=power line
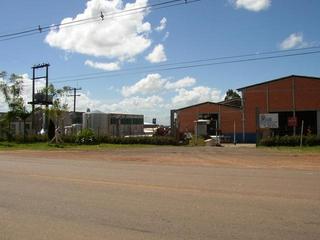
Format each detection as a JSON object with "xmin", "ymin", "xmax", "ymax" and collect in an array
[
  {"xmin": 0, "ymin": 0, "xmax": 200, "ymax": 42},
  {"xmin": 50, "ymin": 47, "xmax": 320, "ymax": 84},
  {"xmin": 51, "ymin": 46, "xmax": 320, "ymax": 82}
]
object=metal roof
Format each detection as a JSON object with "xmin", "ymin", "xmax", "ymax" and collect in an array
[
  {"xmin": 237, "ymin": 75, "xmax": 320, "ymax": 91},
  {"xmin": 173, "ymin": 101, "xmax": 241, "ymax": 112}
]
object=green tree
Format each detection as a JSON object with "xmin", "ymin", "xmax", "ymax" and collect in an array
[
  {"xmin": 39, "ymin": 84, "xmax": 70, "ymax": 140},
  {"xmin": 0, "ymin": 71, "xmax": 30, "ymax": 141},
  {"xmin": 224, "ymin": 89, "xmax": 240, "ymax": 101}
]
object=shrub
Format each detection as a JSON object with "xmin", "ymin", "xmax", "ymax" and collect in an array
[
  {"xmin": 62, "ymin": 135, "xmax": 76, "ymax": 144},
  {"xmin": 259, "ymin": 136, "xmax": 276, "ymax": 146},
  {"xmin": 75, "ymin": 129, "xmax": 97, "ymax": 145},
  {"xmin": 304, "ymin": 135, "xmax": 320, "ymax": 146},
  {"xmin": 14, "ymin": 134, "xmax": 48, "ymax": 143},
  {"xmin": 97, "ymin": 136, "xmax": 180, "ymax": 146},
  {"xmin": 259, "ymin": 135, "xmax": 320, "ymax": 147}
]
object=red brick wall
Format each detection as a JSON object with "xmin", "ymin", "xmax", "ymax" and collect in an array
[
  {"xmin": 242, "ymin": 85, "xmax": 268, "ymax": 133},
  {"xmin": 176, "ymin": 103, "xmax": 242, "ymax": 134},
  {"xmin": 268, "ymin": 78, "xmax": 293, "ymax": 111},
  {"xmin": 242, "ymin": 76, "xmax": 320, "ymax": 133},
  {"xmin": 295, "ymin": 78, "xmax": 320, "ymax": 110}
]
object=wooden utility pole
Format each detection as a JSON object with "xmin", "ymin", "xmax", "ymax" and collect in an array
[{"xmin": 68, "ymin": 87, "xmax": 81, "ymax": 112}]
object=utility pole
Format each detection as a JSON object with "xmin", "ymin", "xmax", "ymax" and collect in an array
[
  {"xmin": 68, "ymin": 87, "xmax": 82, "ymax": 112},
  {"xmin": 28, "ymin": 63, "xmax": 51, "ymax": 134}
]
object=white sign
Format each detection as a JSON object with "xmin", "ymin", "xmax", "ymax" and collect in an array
[{"xmin": 259, "ymin": 113, "xmax": 279, "ymax": 129}]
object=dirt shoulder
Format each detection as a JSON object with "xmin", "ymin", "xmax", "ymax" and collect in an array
[{"xmin": 1, "ymin": 145, "xmax": 320, "ymax": 170}]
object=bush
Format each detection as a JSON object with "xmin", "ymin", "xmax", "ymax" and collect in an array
[
  {"xmin": 97, "ymin": 136, "xmax": 180, "ymax": 146},
  {"xmin": 75, "ymin": 129, "xmax": 97, "ymax": 145},
  {"xmin": 62, "ymin": 135, "xmax": 76, "ymax": 144},
  {"xmin": 259, "ymin": 135, "xmax": 320, "ymax": 147},
  {"xmin": 14, "ymin": 134, "xmax": 48, "ymax": 143},
  {"xmin": 304, "ymin": 135, "xmax": 320, "ymax": 146}
]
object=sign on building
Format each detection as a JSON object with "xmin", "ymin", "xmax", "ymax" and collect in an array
[{"xmin": 259, "ymin": 113, "xmax": 279, "ymax": 129}]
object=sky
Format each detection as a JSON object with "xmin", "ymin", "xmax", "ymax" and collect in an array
[{"xmin": 0, "ymin": 0, "xmax": 319, "ymax": 124}]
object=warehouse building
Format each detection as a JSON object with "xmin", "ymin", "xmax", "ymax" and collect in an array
[
  {"xmin": 83, "ymin": 111, "xmax": 144, "ymax": 137},
  {"xmin": 238, "ymin": 75, "xmax": 320, "ymax": 142},
  {"xmin": 171, "ymin": 75, "xmax": 320, "ymax": 143},
  {"xmin": 171, "ymin": 101, "xmax": 243, "ymax": 142}
]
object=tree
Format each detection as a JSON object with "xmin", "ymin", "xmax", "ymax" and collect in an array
[
  {"xmin": 40, "ymin": 84, "xmax": 70, "ymax": 140},
  {"xmin": 224, "ymin": 89, "xmax": 240, "ymax": 101},
  {"xmin": 0, "ymin": 71, "xmax": 30, "ymax": 141}
]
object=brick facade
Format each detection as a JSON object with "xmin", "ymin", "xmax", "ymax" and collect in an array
[
  {"xmin": 172, "ymin": 102, "xmax": 242, "ymax": 140},
  {"xmin": 171, "ymin": 75, "xmax": 320, "ymax": 143},
  {"xmin": 238, "ymin": 75, "xmax": 320, "ymax": 141}
]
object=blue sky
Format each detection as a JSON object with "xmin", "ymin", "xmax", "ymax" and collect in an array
[{"xmin": 0, "ymin": 0, "xmax": 319, "ymax": 124}]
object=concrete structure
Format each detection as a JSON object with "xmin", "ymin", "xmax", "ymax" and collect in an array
[
  {"xmin": 83, "ymin": 112, "xmax": 144, "ymax": 137},
  {"xmin": 171, "ymin": 75, "xmax": 320, "ymax": 143}
]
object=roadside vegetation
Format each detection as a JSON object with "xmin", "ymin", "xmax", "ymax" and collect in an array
[
  {"xmin": 259, "ymin": 135, "xmax": 320, "ymax": 147},
  {"xmin": 258, "ymin": 135, "xmax": 320, "ymax": 153},
  {"xmin": 0, "ymin": 128, "xmax": 181, "ymax": 151},
  {"xmin": 259, "ymin": 145, "xmax": 320, "ymax": 154},
  {"xmin": 0, "ymin": 141, "xmax": 155, "ymax": 151}
]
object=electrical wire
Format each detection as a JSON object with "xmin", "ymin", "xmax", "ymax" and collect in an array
[
  {"xmin": 51, "ymin": 49, "xmax": 320, "ymax": 84},
  {"xmin": 0, "ymin": 0, "xmax": 200, "ymax": 42},
  {"xmin": 50, "ymin": 46, "xmax": 320, "ymax": 82}
]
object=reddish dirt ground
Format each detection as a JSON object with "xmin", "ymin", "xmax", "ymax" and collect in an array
[{"xmin": 1, "ymin": 145, "xmax": 319, "ymax": 170}]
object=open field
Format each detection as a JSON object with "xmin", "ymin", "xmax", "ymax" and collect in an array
[{"xmin": 0, "ymin": 146, "xmax": 319, "ymax": 239}]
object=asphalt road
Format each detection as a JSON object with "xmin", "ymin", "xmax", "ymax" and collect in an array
[{"xmin": 0, "ymin": 153, "xmax": 319, "ymax": 239}]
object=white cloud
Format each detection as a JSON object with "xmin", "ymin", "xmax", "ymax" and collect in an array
[
  {"xmin": 164, "ymin": 77, "xmax": 196, "ymax": 90},
  {"xmin": 121, "ymin": 74, "xmax": 197, "ymax": 97},
  {"xmin": 280, "ymin": 33, "xmax": 306, "ymax": 50},
  {"xmin": 146, "ymin": 44, "xmax": 167, "ymax": 63},
  {"xmin": 162, "ymin": 31, "xmax": 170, "ymax": 41},
  {"xmin": 155, "ymin": 17, "xmax": 167, "ymax": 31},
  {"xmin": 107, "ymin": 95, "xmax": 164, "ymax": 112},
  {"xmin": 45, "ymin": 0, "xmax": 152, "ymax": 62},
  {"xmin": 172, "ymin": 86, "xmax": 222, "ymax": 108},
  {"xmin": 85, "ymin": 60, "xmax": 120, "ymax": 71},
  {"xmin": 121, "ymin": 73, "xmax": 166, "ymax": 97},
  {"xmin": 232, "ymin": 0, "xmax": 271, "ymax": 12}
]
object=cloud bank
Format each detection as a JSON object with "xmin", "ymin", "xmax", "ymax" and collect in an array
[{"xmin": 46, "ymin": 0, "xmax": 152, "ymax": 62}]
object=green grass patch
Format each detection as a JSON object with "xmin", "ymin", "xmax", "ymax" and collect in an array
[
  {"xmin": 0, "ymin": 142, "xmax": 153, "ymax": 151},
  {"xmin": 259, "ymin": 145, "xmax": 320, "ymax": 154}
]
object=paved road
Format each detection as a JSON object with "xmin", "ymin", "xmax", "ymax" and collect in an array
[{"xmin": 0, "ymin": 153, "xmax": 319, "ymax": 239}]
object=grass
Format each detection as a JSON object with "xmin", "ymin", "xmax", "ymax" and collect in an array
[
  {"xmin": 0, "ymin": 142, "xmax": 153, "ymax": 151},
  {"xmin": 259, "ymin": 145, "xmax": 320, "ymax": 154}
]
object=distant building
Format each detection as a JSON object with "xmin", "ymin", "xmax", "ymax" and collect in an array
[
  {"xmin": 171, "ymin": 102, "xmax": 242, "ymax": 142},
  {"xmin": 0, "ymin": 111, "xmax": 83, "ymax": 138},
  {"xmin": 143, "ymin": 122, "xmax": 159, "ymax": 136},
  {"xmin": 83, "ymin": 112, "xmax": 144, "ymax": 137}
]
